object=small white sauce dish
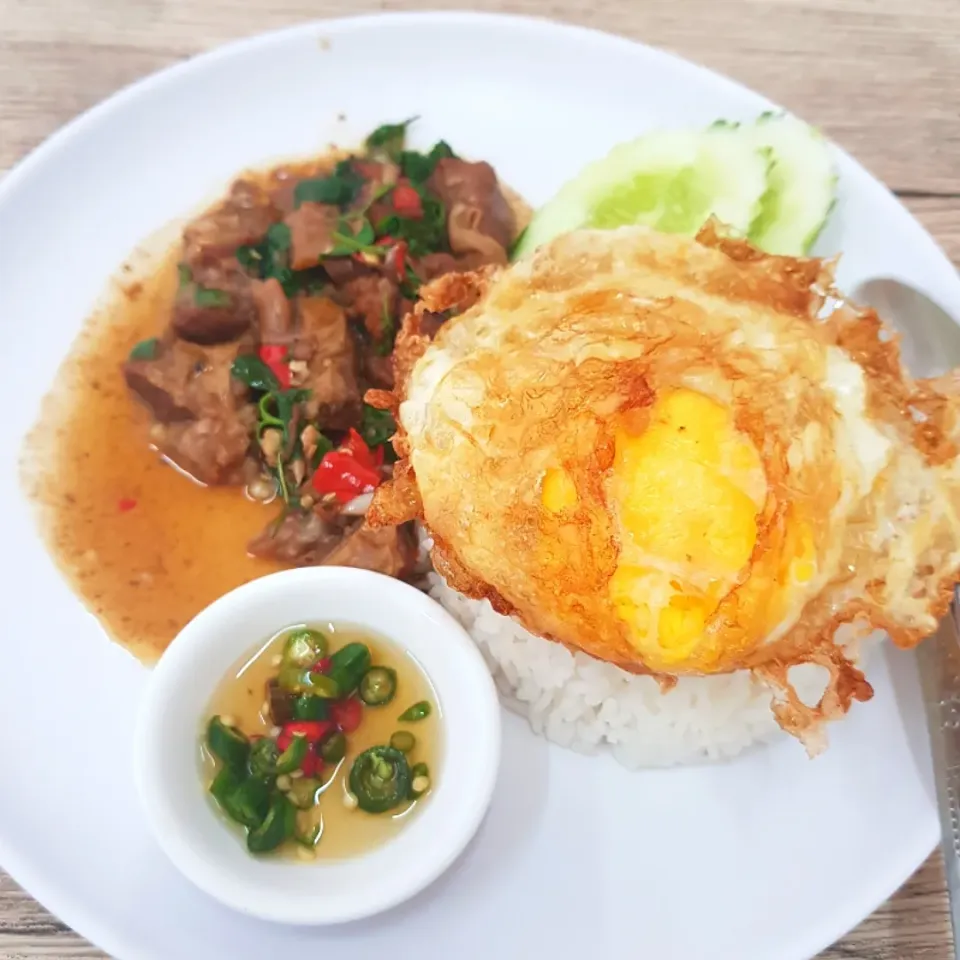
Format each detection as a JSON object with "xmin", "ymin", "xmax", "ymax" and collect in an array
[{"xmin": 134, "ymin": 567, "xmax": 501, "ymax": 925}]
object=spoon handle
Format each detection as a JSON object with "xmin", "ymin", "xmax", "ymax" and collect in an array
[{"xmin": 917, "ymin": 590, "xmax": 960, "ymax": 958}]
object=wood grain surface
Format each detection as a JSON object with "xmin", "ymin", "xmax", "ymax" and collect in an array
[{"xmin": 1, "ymin": 0, "xmax": 958, "ymax": 957}]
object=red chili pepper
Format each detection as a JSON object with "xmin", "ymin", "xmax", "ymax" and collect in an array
[
  {"xmin": 258, "ymin": 344, "xmax": 290, "ymax": 389},
  {"xmin": 276, "ymin": 720, "xmax": 335, "ymax": 752},
  {"xmin": 300, "ymin": 742, "xmax": 323, "ymax": 778},
  {"xmin": 330, "ymin": 698, "xmax": 363, "ymax": 733},
  {"xmin": 392, "ymin": 183, "xmax": 423, "ymax": 219},
  {"xmin": 341, "ymin": 428, "xmax": 383, "ymax": 470},
  {"xmin": 118, "ymin": 498, "xmax": 138, "ymax": 513},
  {"xmin": 311, "ymin": 450, "xmax": 382, "ymax": 504},
  {"xmin": 375, "ymin": 235, "xmax": 396, "ymax": 247},
  {"xmin": 388, "ymin": 240, "xmax": 408, "ymax": 282},
  {"xmin": 310, "ymin": 657, "xmax": 332, "ymax": 675}
]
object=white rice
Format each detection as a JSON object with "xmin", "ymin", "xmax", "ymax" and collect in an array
[{"xmin": 427, "ymin": 572, "xmax": 867, "ymax": 768}]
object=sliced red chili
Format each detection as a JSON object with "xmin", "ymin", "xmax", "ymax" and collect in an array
[
  {"xmin": 276, "ymin": 720, "xmax": 335, "ymax": 752},
  {"xmin": 300, "ymin": 742, "xmax": 323, "ymax": 779},
  {"xmin": 258, "ymin": 344, "xmax": 290, "ymax": 389},
  {"xmin": 341, "ymin": 428, "xmax": 382, "ymax": 470},
  {"xmin": 392, "ymin": 184, "xmax": 423, "ymax": 219},
  {"xmin": 311, "ymin": 450, "xmax": 382, "ymax": 504},
  {"xmin": 310, "ymin": 657, "xmax": 332, "ymax": 675},
  {"xmin": 330, "ymin": 697, "xmax": 363, "ymax": 733},
  {"xmin": 118, "ymin": 498, "xmax": 138, "ymax": 513}
]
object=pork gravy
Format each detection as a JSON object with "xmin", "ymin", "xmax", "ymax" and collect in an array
[{"xmin": 22, "ymin": 247, "xmax": 284, "ymax": 663}]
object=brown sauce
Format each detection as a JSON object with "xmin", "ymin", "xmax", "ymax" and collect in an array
[
  {"xmin": 21, "ymin": 241, "xmax": 285, "ymax": 663},
  {"xmin": 20, "ymin": 153, "xmax": 531, "ymax": 665},
  {"xmin": 202, "ymin": 623, "xmax": 439, "ymax": 859}
]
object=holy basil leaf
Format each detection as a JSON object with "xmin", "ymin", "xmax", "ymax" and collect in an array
[
  {"xmin": 237, "ymin": 222, "xmax": 292, "ymax": 286},
  {"xmin": 283, "ymin": 266, "xmax": 328, "ymax": 298},
  {"xmin": 194, "ymin": 287, "xmax": 231, "ymax": 308},
  {"xmin": 294, "ymin": 177, "xmax": 350, "ymax": 207},
  {"xmin": 361, "ymin": 404, "xmax": 396, "ymax": 449},
  {"xmin": 273, "ymin": 389, "xmax": 311, "ymax": 431},
  {"xmin": 364, "ymin": 117, "xmax": 418, "ymax": 159},
  {"xmin": 231, "ymin": 355, "xmax": 280, "ymax": 393},
  {"xmin": 328, "ymin": 216, "xmax": 380, "ymax": 258},
  {"xmin": 398, "ymin": 140, "xmax": 457, "ymax": 184},
  {"xmin": 294, "ymin": 161, "xmax": 365, "ymax": 210},
  {"xmin": 377, "ymin": 193, "xmax": 447, "ymax": 257},
  {"xmin": 355, "ymin": 218, "xmax": 376, "ymax": 246},
  {"xmin": 129, "ymin": 338, "xmax": 159, "ymax": 361}
]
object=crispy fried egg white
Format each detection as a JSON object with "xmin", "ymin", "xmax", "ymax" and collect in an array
[{"xmin": 369, "ymin": 223, "xmax": 960, "ymax": 750}]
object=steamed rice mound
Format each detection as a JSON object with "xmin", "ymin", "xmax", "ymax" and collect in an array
[{"xmin": 369, "ymin": 223, "xmax": 960, "ymax": 761}]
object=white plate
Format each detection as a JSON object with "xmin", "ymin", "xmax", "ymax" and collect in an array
[{"xmin": 0, "ymin": 12, "xmax": 953, "ymax": 960}]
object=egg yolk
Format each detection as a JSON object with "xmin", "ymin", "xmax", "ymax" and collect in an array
[{"xmin": 609, "ymin": 389, "xmax": 767, "ymax": 666}]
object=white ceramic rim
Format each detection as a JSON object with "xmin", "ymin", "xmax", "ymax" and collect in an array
[
  {"xmin": 133, "ymin": 567, "xmax": 502, "ymax": 924},
  {"xmin": 0, "ymin": 11, "xmax": 950, "ymax": 959}
]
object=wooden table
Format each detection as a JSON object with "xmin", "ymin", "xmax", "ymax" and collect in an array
[{"xmin": 2, "ymin": 0, "xmax": 958, "ymax": 956}]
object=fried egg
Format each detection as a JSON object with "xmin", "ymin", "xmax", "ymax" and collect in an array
[{"xmin": 369, "ymin": 223, "xmax": 960, "ymax": 750}]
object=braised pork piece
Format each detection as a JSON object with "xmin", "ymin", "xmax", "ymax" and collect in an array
[{"xmin": 123, "ymin": 120, "xmax": 519, "ymax": 575}]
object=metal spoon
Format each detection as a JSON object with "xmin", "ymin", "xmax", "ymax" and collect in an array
[
  {"xmin": 854, "ymin": 277, "xmax": 960, "ymax": 958},
  {"xmin": 856, "ymin": 278, "xmax": 960, "ymax": 377}
]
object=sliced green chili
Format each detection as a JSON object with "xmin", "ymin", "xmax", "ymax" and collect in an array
[
  {"xmin": 247, "ymin": 792, "xmax": 296, "ymax": 853},
  {"xmin": 209, "ymin": 765, "xmax": 242, "ymax": 808},
  {"xmin": 287, "ymin": 778, "xmax": 323, "ymax": 810},
  {"xmin": 359, "ymin": 666, "xmax": 397, "ymax": 706},
  {"xmin": 248, "ymin": 737, "xmax": 281, "ymax": 778},
  {"xmin": 326, "ymin": 642, "xmax": 371, "ymax": 696},
  {"xmin": 277, "ymin": 666, "xmax": 340, "ymax": 699},
  {"xmin": 319, "ymin": 731, "xmax": 347, "ymax": 763},
  {"xmin": 349, "ymin": 746, "xmax": 411, "ymax": 814},
  {"xmin": 283, "ymin": 628, "xmax": 328, "ymax": 667},
  {"xmin": 398, "ymin": 700, "xmax": 432, "ymax": 723},
  {"xmin": 292, "ymin": 693, "xmax": 330, "ymax": 721},
  {"xmin": 389, "ymin": 730, "xmax": 416, "ymax": 754},
  {"xmin": 409, "ymin": 762, "xmax": 431, "ymax": 799},
  {"xmin": 221, "ymin": 777, "xmax": 271, "ymax": 829},
  {"xmin": 274, "ymin": 734, "xmax": 308, "ymax": 774},
  {"xmin": 206, "ymin": 716, "xmax": 250, "ymax": 770}
]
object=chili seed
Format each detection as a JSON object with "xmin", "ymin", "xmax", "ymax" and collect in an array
[{"xmin": 276, "ymin": 775, "xmax": 292, "ymax": 791}]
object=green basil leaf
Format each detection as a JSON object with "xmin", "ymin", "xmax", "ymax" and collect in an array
[
  {"xmin": 129, "ymin": 338, "xmax": 160, "ymax": 361},
  {"xmin": 231, "ymin": 355, "xmax": 280, "ymax": 393},
  {"xmin": 365, "ymin": 117, "xmax": 418, "ymax": 159},
  {"xmin": 283, "ymin": 265, "xmax": 328, "ymax": 298},
  {"xmin": 294, "ymin": 162, "xmax": 365, "ymax": 210},
  {"xmin": 236, "ymin": 222, "xmax": 292, "ymax": 287},
  {"xmin": 193, "ymin": 286, "xmax": 231, "ymax": 307},
  {"xmin": 294, "ymin": 177, "xmax": 350, "ymax": 206},
  {"xmin": 398, "ymin": 140, "xmax": 457, "ymax": 184},
  {"xmin": 376, "ymin": 192, "xmax": 447, "ymax": 257},
  {"xmin": 361, "ymin": 404, "xmax": 396, "ymax": 450}
]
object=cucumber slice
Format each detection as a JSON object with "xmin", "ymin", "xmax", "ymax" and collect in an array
[
  {"xmin": 513, "ymin": 125, "xmax": 770, "ymax": 258},
  {"xmin": 744, "ymin": 113, "xmax": 836, "ymax": 255}
]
